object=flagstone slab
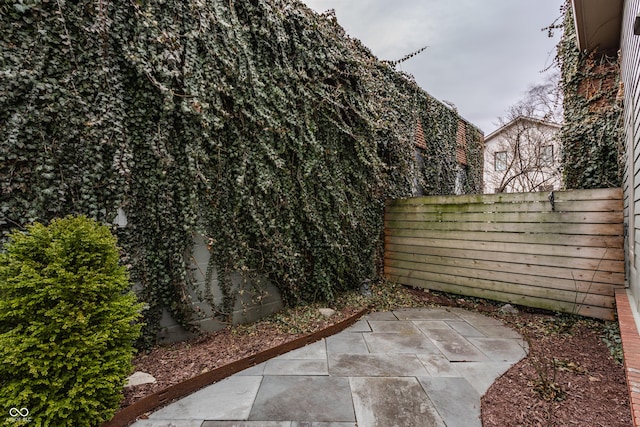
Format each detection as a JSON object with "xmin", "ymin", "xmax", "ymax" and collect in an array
[
  {"xmin": 328, "ymin": 353, "xmax": 430, "ymax": 377},
  {"xmin": 325, "ymin": 332, "xmax": 369, "ymax": 354},
  {"xmin": 453, "ymin": 362, "xmax": 515, "ymax": 394},
  {"xmin": 275, "ymin": 340, "xmax": 326, "ymax": 360},
  {"xmin": 249, "ymin": 376, "xmax": 354, "ymax": 422},
  {"xmin": 236, "ymin": 362, "xmax": 266, "ymax": 376},
  {"xmin": 363, "ymin": 332, "xmax": 440, "ymax": 354},
  {"xmin": 290, "ymin": 423, "xmax": 357, "ymax": 427},
  {"xmin": 393, "ymin": 307, "xmax": 461, "ymax": 321},
  {"xmin": 263, "ymin": 359, "xmax": 328, "ymax": 376},
  {"xmin": 150, "ymin": 376, "xmax": 263, "ymax": 421},
  {"xmin": 446, "ymin": 320, "xmax": 486, "ymax": 337},
  {"xmin": 363, "ymin": 311, "xmax": 397, "ymax": 321},
  {"xmin": 131, "ymin": 420, "xmax": 204, "ymax": 427},
  {"xmin": 367, "ymin": 320, "xmax": 421, "ymax": 333},
  {"xmin": 202, "ymin": 422, "xmax": 291, "ymax": 427},
  {"xmin": 414, "ymin": 322, "xmax": 489, "ymax": 361},
  {"xmin": 343, "ymin": 319, "xmax": 371, "ymax": 333},
  {"xmin": 418, "ymin": 377, "xmax": 481, "ymax": 427},
  {"xmin": 350, "ymin": 377, "xmax": 445, "ymax": 427},
  {"xmin": 414, "ymin": 320, "xmax": 454, "ymax": 330},
  {"xmin": 417, "ymin": 353, "xmax": 460, "ymax": 377},
  {"xmin": 203, "ymin": 422, "xmax": 357, "ymax": 427},
  {"xmin": 467, "ymin": 337, "xmax": 528, "ymax": 362}
]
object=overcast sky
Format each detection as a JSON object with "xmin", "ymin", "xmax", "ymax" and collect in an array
[{"xmin": 300, "ymin": 0, "xmax": 564, "ymax": 135}]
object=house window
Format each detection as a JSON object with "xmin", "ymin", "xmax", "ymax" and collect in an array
[
  {"xmin": 541, "ymin": 145, "xmax": 554, "ymax": 166},
  {"xmin": 495, "ymin": 151, "xmax": 507, "ymax": 171}
]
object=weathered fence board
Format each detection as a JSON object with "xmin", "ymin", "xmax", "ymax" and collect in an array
[
  {"xmin": 385, "ymin": 220, "xmax": 622, "ymax": 235},
  {"xmin": 384, "ymin": 188, "xmax": 625, "ymax": 320},
  {"xmin": 386, "ymin": 230, "xmax": 624, "ymax": 251},
  {"xmin": 385, "ymin": 199, "xmax": 621, "ymax": 214},
  {"xmin": 385, "ymin": 243, "xmax": 624, "ymax": 273},
  {"xmin": 385, "ymin": 211, "xmax": 623, "ymax": 224},
  {"xmin": 386, "ymin": 236, "xmax": 624, "ymax": 260}
]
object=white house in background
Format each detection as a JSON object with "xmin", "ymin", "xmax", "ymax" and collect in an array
[{"xmin": 483, "ymin": 116, "xmax": 562, "ymax": 194}]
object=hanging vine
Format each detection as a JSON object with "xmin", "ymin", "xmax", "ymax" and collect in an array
[
  {"xmin": 557, "ymin": 1, "xmax": 624, "ymax": 189},
  {"xmin": 1, "ymin": 0, "xmax": 482, "ymax": 346}
]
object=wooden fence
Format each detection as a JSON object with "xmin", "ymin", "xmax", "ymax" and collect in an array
[{"xmin": 384, "ymin": 188, "xmax": 625, "ymax": 320}]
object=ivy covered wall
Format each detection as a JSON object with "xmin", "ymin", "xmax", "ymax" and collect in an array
[
  {"xmin": 558, "ymin": 3, "xmax": 624, "ymax": 189},
  {"xmin": 1, "ymin": 0, "xmax": 482, "ymax": 345}
]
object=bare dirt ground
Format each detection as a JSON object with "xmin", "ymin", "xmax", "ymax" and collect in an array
[{"xmin": 122, "ymin": 285, "xmax": 631, "ymax": 426}]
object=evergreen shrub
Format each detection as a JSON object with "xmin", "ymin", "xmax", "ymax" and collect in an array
[{"xmin": 0, "ymin": 216, "xmax": 142, "ymax": 426}]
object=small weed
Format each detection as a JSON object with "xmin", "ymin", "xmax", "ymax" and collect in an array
[
  {"xmin": 602, "ymin": 321, "xmax": 624, "ymax": 365},
  {"xmin": 528, "ymin": 352, "xmax": 567, "ymax": 402},
  {"xmin": 523, "ymin": 332, "xmax": 567, "ymax": 403}
]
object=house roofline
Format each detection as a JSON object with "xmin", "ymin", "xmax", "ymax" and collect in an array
[
  {"xmin": 484, "ymin": 116, "xmax": 561, "ymax": 142},
  {"xmin": 572, "ymin": 0, "xmax": 623, "ymax": 53}
]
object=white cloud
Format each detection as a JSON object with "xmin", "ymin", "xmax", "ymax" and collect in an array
[{"xmin": 300, "ymin": 0, "xmax": 563, "ymax": 134}]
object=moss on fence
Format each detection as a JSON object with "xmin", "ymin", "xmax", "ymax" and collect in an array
[{"xmin": 0, "ymin": 0, "xmax": 482, "ymax": 345}]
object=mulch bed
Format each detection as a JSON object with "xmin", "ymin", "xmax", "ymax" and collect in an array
[
  {"xmin": 480, "ymin": 311, "xmax": 631, "ymax": 426},
  {"xmin": 122, "ymin": 306, "xmax": 363, "ymax": 408}
]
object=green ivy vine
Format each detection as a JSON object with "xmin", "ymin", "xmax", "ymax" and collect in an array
[
  {"xmin": 1, "ymin": 0, "xmax": 482, "ymax": 346},
  {"xmin": 557, "ymin": 1, "xmax": 624, "ymax": 189}
]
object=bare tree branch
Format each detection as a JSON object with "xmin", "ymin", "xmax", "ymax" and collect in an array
[{"xmin": 486, "ymin": 75, "xmax": 563, "ymax": 194}]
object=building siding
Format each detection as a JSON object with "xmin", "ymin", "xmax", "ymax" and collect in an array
[{"xmin": 622, "ymin": 0, "xmax": 640, "ymax": 310}]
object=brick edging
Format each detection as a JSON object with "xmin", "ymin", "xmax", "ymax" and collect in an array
[{"xmin": 615, "ymin": 289, "xmax": 640, "ymax": 426}]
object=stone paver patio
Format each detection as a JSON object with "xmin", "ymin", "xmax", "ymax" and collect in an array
[{"xmin": 131, "ymin": 307, "xmax": 527, "ymax": 427}]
